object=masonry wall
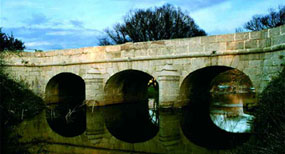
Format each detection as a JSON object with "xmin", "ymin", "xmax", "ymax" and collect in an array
[{"xmin": 1, "ymin": 25, "xmax": 285, "ymax": 106}]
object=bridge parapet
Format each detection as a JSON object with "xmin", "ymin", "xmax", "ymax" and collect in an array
[
  {"xmin": 1, "ymin": 25, "xmax": 285, "ymax": 106},
  {"xmin": 2, "ymin": 25, "xmax": 284, "ymax": 67}
]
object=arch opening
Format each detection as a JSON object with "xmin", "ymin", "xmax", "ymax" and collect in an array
[
  {"xmin": 103, "ymin": 70, "xmax": 159, "ymax": 143},
  {"xmin": 45, "ymin": 73, "xmax": 86, "ymax": 137},
  {"xmin": 180, "ymin": 66, "xmax": 256, "ymax": 149}
]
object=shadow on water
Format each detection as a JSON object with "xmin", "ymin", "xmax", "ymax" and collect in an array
[
  {"xmin": 45, "ymin": 73, "xmax": 86, "ymax": 137},
  {"xmin": 102, "ymin": 69, "xmax": 159, "ymax": 143},
  {"xmin": 102, "ymin": 101, "xmax": 159, "ymax": 143},
  {"xmin": 181, "ymin": 103, "xmax": 250, "ymax": 149},
  {"xmin": 46, "ymin": 102, "xmax": 86, "ymax": 137},
  {"xmin": 180, "ymin": 66, "xmax": 251, "ymax": 149}
]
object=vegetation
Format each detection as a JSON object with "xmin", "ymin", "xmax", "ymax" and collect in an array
[
  {"xmin": 0, "ymin": 28, "xmax": 25, "ymax": 52},
  {"xmin": 99, "ymin": 4, "xmax": 206, "ymax": 45},
  {"xmin": 231, "ymin": 67, "xmax": 285, "ymax": 154},
  {"xmin": 237, "ymin": 5, "xmax": 285, "ymax": 32},
  {"xmin": 0, "ymin": 58, "xmax": 45, "ymax": 153}
]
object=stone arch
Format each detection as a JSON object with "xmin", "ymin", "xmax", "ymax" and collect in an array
[
  {"xmin": 104, "ymin": 68, "xmax": 157, "ymax": 87},
  {"xmin": 45, "ymin": 72, "xmax": 86, "ymax": 137},
  {"xmin": 103, "ymin": 69, "xmax": 159, "ymax": 143},
  {"xmin": 104, "ymin": 69, "xmax": 158, "ymax": 105},
  {"xmin": 180, "ymin": 59, "xmax": 260, "ymax": 92},
  {"xmin": 180, "ymin": 66, "xmax": 256, "ymax": 149}
]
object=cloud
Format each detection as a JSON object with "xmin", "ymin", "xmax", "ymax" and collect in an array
[
  {"xmin": 181, "ymin": 0, "xmax": 230, "ymax": 11},
  {"xmin": 190, "ymin": 0, "xmax": 284, "ymax": 35},
  {"xmin": 1, "ymin": 17, "xmax": 8, "ymax": 21},
  {"xmin": 25, "ymin": 41, "xmax": 51, "ymax": 47},
  {"xmin": 70, "ymin": 20, "xmax": 84, "ymax": 28},
  {"xmin": 46, "ymin": 31, "xmax": 74, "ymax": 36},
  {"xmin": 2, "ymin": 27, "xmax": 103, "ymax": 51},
  {"xmin": 26, "ymin": 13, "xmax": 49, "ymax": 25},
  {"xmin": 127, "ymin": 0, "xmax": 230, "ymax": 11},
  {"xmin": 3, "ymin": 0, "xmax": 36, "ymax": 8}
]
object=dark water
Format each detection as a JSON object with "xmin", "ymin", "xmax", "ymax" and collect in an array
[
  {"xmin": 12, "ymin": 99, "xmax": 251, "ymax": 154},
  {"xmin": 102, "ymin": 102, "xmax": 159, "ymax": 143}
]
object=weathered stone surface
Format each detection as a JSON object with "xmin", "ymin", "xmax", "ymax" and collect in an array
[
  {"xmin": 216, "ymin": 34, "xmax": 234, "ymax": 42},
  {"xmin": 226, "ymin": 41, "xmax": 244, "ymax": 50},
  {"xmin": 271, "ymin": 35, "xmax": 285, "ymax": 45},
  {"xmin": 269, "ymin": 26, "xmax": 281, "ymax": 37},
  {"xmin": 258, "ymin": 39, "xmax": 271, "ymax": 48},
  {"xmin": 201, "ymin": 35, "xmax": 217, "ymax": 43},
  {"xmin": 235, "ymin": 32, "xmax": 249, "ymax": 41},
  {"xmin": 245, "ymin": 40, "xmax": 258, "ymax": 49},
  {"xmin": 1, "ymin": 25, "xmax": 285, "ymax": 107},
  {"xmin": 250, "ymin": 31, "xmax": 262, "ymax": 39}
]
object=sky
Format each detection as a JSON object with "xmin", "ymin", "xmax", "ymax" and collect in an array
[{"xmin": 0, "ymin": 0, "xmax": 284, "ymax": 51}]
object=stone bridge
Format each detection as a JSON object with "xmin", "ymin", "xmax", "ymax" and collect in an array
[
  {"xmin": 2, "ymin": 25, "xmax": 285, "ymax": 154},
  {"xmin": 2, "ymin": 25, "xmax": 285, "ymax": 108}
]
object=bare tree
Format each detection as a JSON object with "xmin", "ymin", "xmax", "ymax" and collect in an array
[
  {"xmin": 243, "ymin": 5, "xmax": 285, "ymax": 31},
  {"xmin": 99, "ymin": 4, "xmax": 206, "ymax": 45}
]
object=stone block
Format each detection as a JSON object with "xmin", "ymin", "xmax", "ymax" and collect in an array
[
  {"xmin": 165, "ymin": 40, "xmax": 180, "ymax": 47},
  {"xmin": 121, "ymin": 43, "xmax": 133, "ymax": 50},
  {"xmin": 174, "ymin": 46, "xmax": 188, "ymax": 54},
  {"xmin": 258, "ymin": 39, "xmax": 271, "ymax": 48},
  {"xmin": 249, "ymin": 60, "xmax": 262, "ymax": 67},
  {"xmin": 94, "ymin": 46, "xmax": 106, "ymax": 52},
  {"xmin": 245, "ymin": 40, "xmax": 258, "ymax": 49},
  {"xmin": 188, "ymin": 37, "xmax": 201, "ymax": 44},
  {"xmin": 217, "ymin": 34, "xmax": 234, "ymax": 42},
  {"xmin": 201, "ymin": 35, "xmax": 217, "ymax": 43},
  {"xmin": 250, "ymin": 31, "xmax": 262, "ymax": 39},
  {"xmin": 264, "ymin": 59, "xmax": 273, "ymax": 66},
  {"xmin": 261, "ymin": 29, "xmax": 270, "ymax": 38},
  {"xmin": 235, "ymin": 32, "xmax": 249, "ymax": 41},
  {"xmin": 151, "ymin": 40, "xmax": 165, "ymax": 45},
  {"xmin": 248, "ymin": 54, "xmax": 261, "ymax": 60},
  {"xmin": 271, "ymin": 35, "xmax": 285, "ymax": 45},
  {"xmin": 105, "ymin": 45, "xmax": 121, "ymax": 52},
  {"xmin": 226, "ymin": 41, "xmax": 244, "ymax": 50},
  {"xmin": 204, "ymin": 42, "xmax": 226, "ymax": 52},
  {"xmin": 133, "ymin": 42, "xmax": 149, "ymax": 50},
  {"xmin": 210, "ymin": 57, "xmax": 218, "ymax": 65},
  {"xmin": 178, "ymin": 39, "xmax": 191, "ymax": 46},
  {"xmin": 263, "ymin": 66, "xmax": 281, "ymax": 74},
  {"xmin": 230, "ymin": 56, "xmax": 240, "ymax": 68},
  {"xmin": 269, "ymin": 27, "xmax": 281, "ymax": 37},
  {"xmin": 237, "ymin": 61, "xmax": 249, "ymax": 70},
  {"xmin": 188, "ymin": 43, "xmax": 204, "ymax": 52},
  {"xmin": 217, "ymin": 55, "xmax": 232, "ymax": 66}
]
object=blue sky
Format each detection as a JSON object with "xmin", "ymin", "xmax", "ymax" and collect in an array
[{"xmin": 1, "ymin": 0, "xmax": 284, "ymax": 51}]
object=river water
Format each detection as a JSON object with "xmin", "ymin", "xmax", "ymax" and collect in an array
[{"xmin": 15, "ymin": 98, "xmax": 253, "ymax": 154}]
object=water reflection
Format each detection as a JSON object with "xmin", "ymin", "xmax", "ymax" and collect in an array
[
  {"xmin": 45, "ymin": 73, "xmax": 86, "ymax": 137},
  {"xmin": 148, "ymin": 98, "xmax": 159, "ymax": 125},
  {"xmin": 180, "ymin": 67, "xmax": 252, "ymax": 149},
  {"xmin": 46, "ymin": 101, "xmax": 86, "ymax": 137},
  {"xmin": 102, "ymin": 99, "xmax": 159, "ymax": 143},
  {"xmin": 209, "ymin": 69, "xmax": 256, "ymax": 133},
  {"xmin": 19, "ymin": 100, "xmax": 254, "ymax": 153}
]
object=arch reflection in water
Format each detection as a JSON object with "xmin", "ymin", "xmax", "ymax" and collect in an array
[
  {"xmin": 104, "ymin": 70, "xmax": 159, "ymax": 143},
  {"xmin": 209, "ymin": 69, "xmax": 256, "ymax": 133},
  {"xmin": 180, "ymin": 66, "xmax": 252, "ymax": 149},
  {"xmin": 103, "ymin": 101, "xmax": 159, "ymax": 143},
  {"xmin": 45, "ymin": 73, "xmax": 86, "ymax": 137}
]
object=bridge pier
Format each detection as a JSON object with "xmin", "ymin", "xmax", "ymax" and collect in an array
[
  {"xmin": 157, "ymin": 64, "xmax": 181, "ymax": 108},
  {"xmin": 83, "ymin": 67, "xmax": 104, "ymax": 106}
]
